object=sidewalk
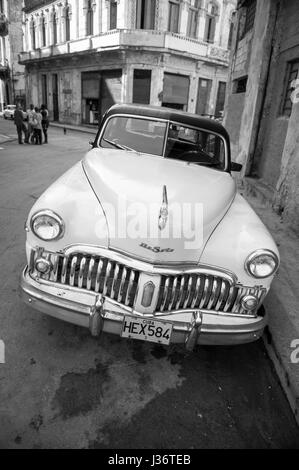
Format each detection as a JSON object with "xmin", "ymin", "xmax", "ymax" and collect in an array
[
  {"xmin": 50, "ymin": 121, "xmax": 97, "ymax": 135},
  {"xmin": 240, "ymin": 178, "xmax": 299, "ymax": 426}
]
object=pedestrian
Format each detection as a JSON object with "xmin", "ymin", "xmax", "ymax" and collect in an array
[
  {"xmin": 14, "ymin": 103, "xmax": 29, "ymax": 144},
  {"xmin": 33, "ymin": 107, "xmax": 43, "ymax": 145},
  {"xmin": 40, "ymin": 104, "xmax": 49, "ymax": 144},
  {"xmin": 26, "ymin": 104, "xmax": 35, "ymax": 143}
]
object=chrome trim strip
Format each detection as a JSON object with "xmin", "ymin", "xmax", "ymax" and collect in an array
[
  {"xmin": 118, "ymin": 266, "xmax": 127, "ymax": 303},
  {"xmin": 95, "ymin": 258, "xmax": 103, "ymax": 293},
  {"xmin": 61, "ymin": 256, "xmax": 68, "ymax": 284},
  {"xmin": 69, "ymin": 256, "xmax": 77, "ymax": 287},
  {"xmin": 78, "ymin": 257, "xmax": 86, "ymax": 288},
  {"xmin": 62, "ymin": 244, "xmax": 237, "ymax": 283},
  {"xmin": 103, "ymin": 261, "xmax": 112, "ymax": 295},
  {"xmin": 125, "ymin": 270, "xmax": 135, "ymax": 306},
  {"xmin": 111, "ymin": 263, "xmax": 120, "ymax": 298},
  {"xmin": 87, "ymin": 257, "xmax": 95, "ymax": 290}
]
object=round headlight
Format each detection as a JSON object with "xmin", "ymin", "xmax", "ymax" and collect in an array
[
  {"xmin": 31, "ymin": 210, "xmax": 64, "ymax": 241},
  {"xmin": 245, "ymin": 250, "xmax": 279, "ymax": 279}
]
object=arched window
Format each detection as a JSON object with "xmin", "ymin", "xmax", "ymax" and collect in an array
[
  {"xmin": 86, "ymin": 0, "xmax": 93, "ymax": 36},
  {"xmin": 110, "ymin": 0, "xmax": 117, "ymax": 30},
  {"xmin": 65, "ymin": 4, "xmax": 71, "ymax": 41},
  {"xmin": 53, "ymin": 11, "xmax": 57, "ymax": 44},
  {"xmin": 136, "ymin": 0, "xmax": 156, "ymax": 30},
  {"xmin": 228, "ymin": 16, "xmax": 234, "ymax": 49},
  {"xmin": 187, "ymin": 0, "xmax": 201, "ymax": 39},
  {"xmin": 30, "ymin": 18, "xmax": 36, "ymax": 49},
  {"xmin": 41, "ymin": 13, "xmax": 46, "ymax": 47},
  {"xmin": 204, "ymin": 2, "xmax": 218, "ymax": 44}
]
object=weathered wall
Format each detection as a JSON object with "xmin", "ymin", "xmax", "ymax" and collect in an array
[
  {"xmin": 273, "ymin": 100, "xmax": 299, "ymax": 233},
  {"xmin": 224, "ymin": 0, "xmax": 278, "ymax": 170},
  {"xmin": 253, "ymin": 0, "xmax": 299, "ymax": 190}
]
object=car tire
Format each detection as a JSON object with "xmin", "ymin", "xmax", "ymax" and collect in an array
[{"xmin": 4, "ymin": 116, "xmax": 7, "ymax": 119}]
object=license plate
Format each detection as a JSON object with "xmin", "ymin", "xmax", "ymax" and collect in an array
[{"xmin": 121, "ymin": 315, "xmax": 173, "ymax": 345}]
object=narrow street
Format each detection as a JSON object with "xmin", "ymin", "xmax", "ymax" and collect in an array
[{"xmin": 0, "ymin": 119, "xmax": 298, "ymax": 449}]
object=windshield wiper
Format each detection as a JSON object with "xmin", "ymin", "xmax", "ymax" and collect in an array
[{"xmin": 103, "ymin": 138, "xmax": 135, "ymax": 152}]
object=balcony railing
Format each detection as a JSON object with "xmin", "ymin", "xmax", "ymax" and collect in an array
[{"xmin": 19, "ymin": 29, "xmax": 230, "ymax": 65}]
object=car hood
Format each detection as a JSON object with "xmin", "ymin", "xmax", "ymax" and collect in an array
[{"xmin": 83, "ymin": 148, "xmax": 236, "ymax": 264}]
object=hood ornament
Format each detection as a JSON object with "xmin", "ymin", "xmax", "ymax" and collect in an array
[{"xmin": 158, "ymin": 185, "xmax": 168, "ymax": 231}]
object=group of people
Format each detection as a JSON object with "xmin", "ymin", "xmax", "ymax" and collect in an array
[{"xmin": 14, "ymin": 103, "xmax": 49, "ymax": 145}]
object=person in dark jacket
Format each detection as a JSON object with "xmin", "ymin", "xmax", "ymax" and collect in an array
[
  {"xmin": 40, "ymin": 104, "xmax": 49, "ymax": 143},
  {"xmin": 14, "ymin": 104, "xmax": 29, "ymax": 144}
]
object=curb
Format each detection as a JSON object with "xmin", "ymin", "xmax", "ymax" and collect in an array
[
  {"xmin": 263, "ymin": 330, "xmax": 299, "ymax": 427},
  {"xmin": 241, "ymin": 177, "xmax": 299, "ymax": 428}
]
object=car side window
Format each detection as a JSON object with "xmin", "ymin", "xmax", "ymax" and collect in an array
[{"xmin": 165, "ymin": 123, "xmax": 225, "ymax": 170}]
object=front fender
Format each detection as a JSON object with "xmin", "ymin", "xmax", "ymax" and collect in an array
[
  {"xmin": 25, "ymin": 161, "xmax": 109, "ymax": 257},
  {"xmin": 200, "ymin": 194, "xmax": 279, "ymax": 288}
]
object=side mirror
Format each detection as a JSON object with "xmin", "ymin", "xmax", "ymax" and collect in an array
[
  {"xmin": 89, "ymin": 140, "xmax": 95, "ymax": 148},
  {"xmin": 231, "ymin": 162, "xmax": 243, "ymax": 172}
]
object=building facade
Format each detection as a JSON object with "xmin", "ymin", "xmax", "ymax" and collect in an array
[
  {"xmin": 19, "ymin": 0, "xmax": 236, "ymax": 126},
  {"xmin": 224, "ymin": 0, "xmax": 299, "ymax": 233},
  {"xmin": 0, "ymin": 0, "xmax": 26, "ymax": 110}
]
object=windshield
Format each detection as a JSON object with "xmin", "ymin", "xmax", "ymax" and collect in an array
[
  {"xmin": 100, "ymin": 116, "xmax": 167, "ymax": 156},
  {"xmin": 99, "ymin": 116, "xmax": 226, "ymax": 169}
]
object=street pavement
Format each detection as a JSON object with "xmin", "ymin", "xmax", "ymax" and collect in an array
[{"xmin": 0, "ymin": 119, "xmax": 299, "ymax": 449}]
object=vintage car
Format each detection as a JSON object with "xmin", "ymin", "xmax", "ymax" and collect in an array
[
  {"xmin": 3, "ymin": 105, "xmax": 27, "ymax": 121},
  {"xmin": 20, "ymin": 104, "xmax": 279, "ymax": 350}
]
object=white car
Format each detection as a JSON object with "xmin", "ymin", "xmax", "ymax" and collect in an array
[
  {"xmin": 20, "ymin": 104, "xmax": 280, "ymax": 350},
  {"xmin": 3, "ymin": 105, "xmax": 27, "ymax": 120},
  {"xmin": 3, "ymin": 105, "xmax": 16, "ymax": 119}
]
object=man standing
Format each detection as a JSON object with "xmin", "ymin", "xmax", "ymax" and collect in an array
[{"xmin": 14, "ymin": 104, "xmax": 29, "ymax": 144}]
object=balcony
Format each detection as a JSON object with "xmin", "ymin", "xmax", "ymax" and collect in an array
[
  {"xmin": 19, "ymin": 29, "xmax": 230, "ymax": 66},
  {"xmin": 0, "ymin": 13, "xmax": 8, "ymax": 36}
]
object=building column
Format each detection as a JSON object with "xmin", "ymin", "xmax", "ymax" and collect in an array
[{"xmin": 151, "ymin": 64, "xmax": 164, "ymax": 106}]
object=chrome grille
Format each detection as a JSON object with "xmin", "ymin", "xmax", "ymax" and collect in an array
[
  {"xmin": 156, "ymin": 274, "xmax": 265, "ymax": 315},
  {"xmin": 29, "ymin": 249, "xmax": 266, "ymax": 316},
  {"xmin": 31, "ymin": 251, "xmax": 139, "ymax": 308}
]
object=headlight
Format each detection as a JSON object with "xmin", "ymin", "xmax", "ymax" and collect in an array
[
  {"xmin": 30, "ymin": 210, "xmax": 64, "ymax": 241},
  {"xmin": 245, "ymin": 250, "xmax": 279, "ymax": 279}
]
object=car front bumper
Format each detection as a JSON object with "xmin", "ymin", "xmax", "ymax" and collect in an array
[{"xmin": 20, "ymin": 267, "xmax": 267, "ymax": 348}]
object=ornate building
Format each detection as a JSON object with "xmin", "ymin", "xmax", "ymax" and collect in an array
[
  {"xmin": 19, "ymin": 0, "xmax": 236, "ymax": 125},
  {"xmin": 0, "ymin": 0, "xmax": 26, "ymax": 110}
]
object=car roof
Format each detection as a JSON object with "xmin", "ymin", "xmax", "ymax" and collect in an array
[{"xmin": 104, "ymin": 104, "xmax": 230, "ymax": 140}]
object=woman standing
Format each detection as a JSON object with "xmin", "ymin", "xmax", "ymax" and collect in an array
[
  {"xmin": 33, "ymin": 107, "xmax": 43, "ymax": 145},
  {"xmin": 40, "ymin": 104, "xmax": 49, "ymax": 144}
]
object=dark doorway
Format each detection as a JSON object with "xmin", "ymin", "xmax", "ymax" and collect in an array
[
  {"xmin": 52, "ymin": 74, "xmax": 59, "ymax": 121},
  {"xmin": 162, "ymin": 73, "xmax": 189, "ymax": 111},
  {"xmin": 215, "ymin": 81, "xmax": 226, "ymax": 118},
  {"xmin": 196, "ymin": 78, "xmax": 212, "ymax": 116},
  {"xmin": 42, "ymin": 74, "xmax": 47, "ymax": 107},
  {"xmin": 133, "ymin": 69, "xmax": 151, "ymax": 104}
]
